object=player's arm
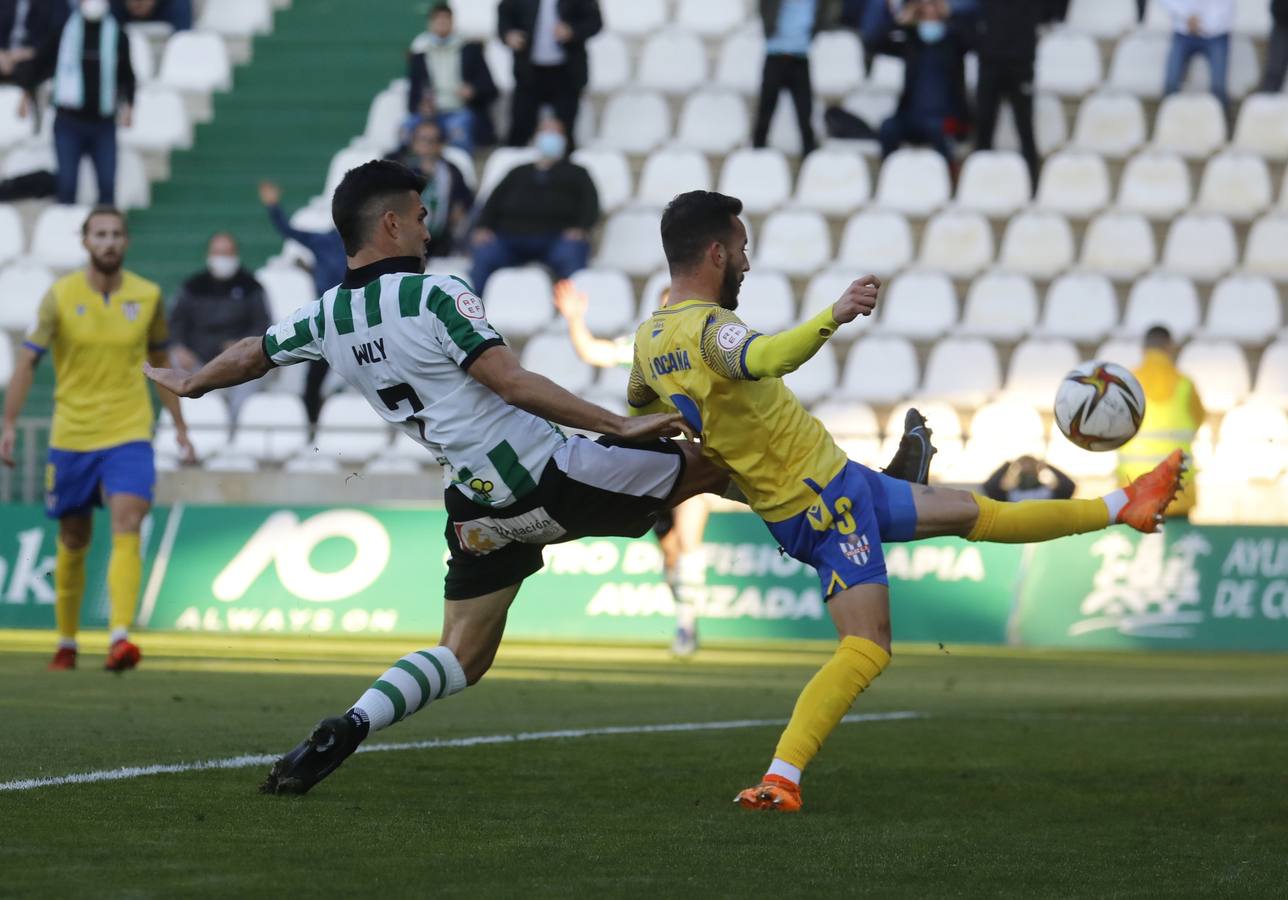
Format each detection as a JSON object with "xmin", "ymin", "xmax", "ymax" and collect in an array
[
  {"xmin": 553, "ymin": 280, "xmax": 624, "ymax": 369},
  {"xmin": 145, "ymin": 336, "xmax": 274, "ymax": 399},
  {"xmin": 2, "ymin": 290, "xmax": 57, "ymax": 465},
  {"xmin": 740, "ymin": 277, "xmax": 880, "ymax": 379}
]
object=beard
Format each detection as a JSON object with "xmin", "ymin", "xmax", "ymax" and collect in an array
[
  {"xmin": 716, "ymin": 262, "xmax": 742, "ymax": 310},
  {"xmin": 90, "ymin": 251, "xmax": 123, "ymax": 275}
]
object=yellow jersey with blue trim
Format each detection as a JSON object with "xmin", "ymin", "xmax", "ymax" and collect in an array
[
  {"xmin": 629, "ymin": 298, "xmax": 847, "ymax": 523},
  {"xmin": 24, "ymin": 269, "xmax": 168, "ymax": 452}
]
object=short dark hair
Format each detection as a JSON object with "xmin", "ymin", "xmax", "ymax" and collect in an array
[
  {"xmin": 331, "ymin": 160, "xmax": 427, "ymax": 256},
  {"xmin": 660, "ymin": 191, "xmax": 743, "ymax": 273},
  {"xmin": 82, "ymin": 205, "xmax": 126, "ymax": 236},
  {"xmin": 1144, "ymin": 325, "xmax": 1173, "ymax": 348},
  {"xmin": 429, "ymin": 3, "xmax": 452, "ymax": 18}
]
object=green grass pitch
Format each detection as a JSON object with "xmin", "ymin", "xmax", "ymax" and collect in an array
[{"xmin": 2, "ymin": 631, "xmax": 1286, "ymax": 898}]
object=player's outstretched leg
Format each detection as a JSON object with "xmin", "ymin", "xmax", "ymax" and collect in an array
[
  {"xmin": 260, "ymin": 584, "xmax": 520, "ymax": 796},
  {"xmin": 882, "ymin": 407, "xmax": 937, "ymax": 485}
]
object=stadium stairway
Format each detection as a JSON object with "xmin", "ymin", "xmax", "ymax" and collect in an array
[{"xmin": 126, "ymin": 0, "xmax": 422, "ymax": 292}]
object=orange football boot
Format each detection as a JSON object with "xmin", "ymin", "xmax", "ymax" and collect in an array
[
  {"xmin": 48, "ymin": 647, "xmax": 77, "ymax": 670},
  {"xmin": 104, "ymin": 639, "xmax": 141, "ymax": 673},
  {"xmin": 1118, "ymin": 449, "xmax": 1186, "ymax": 534},
  {"xmin": 734, "ymin": 774, "xmax": 802, "ymax": 812}
]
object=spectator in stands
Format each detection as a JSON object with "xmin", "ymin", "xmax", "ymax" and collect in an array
[
  {"xmin": 1117, "ymin": 326, "xmax": 1206, "ymax": 521},
  {"xmin": 872, "ymin": 0, "xmax": 971, "ymax": 167},
  {"xmin": 1161, "ymin": 0, "xmax": 1233, "ymax": 110},
  {"xmin": 388, "ymin": 120, "xmax": 474, "ymax": 255},
  {"xmin": 258, "ymin": 180, "xmax": 347, "ymax": 427},
  {"xmin": 1261, "ymin": 0, "xmax": 1288, "ymax": 92},
  {"xmin": 497, "ymin": 0, "xmax": 602, "ymax": 149},
  {"xmin": 20, "ymin": 0, "xmax": 135, "ymax": 206},
  {"xmin": 109, "ymin": 0, "xmax": 191, "ymax": 31},
  {"xmin": 753, "ymin": 0, "xmax": 844, "ymax": 157},
  {"xmin": 168, "ymin": 233, "xmax": 270, "ymax": 420},
  {"xmin": 983, "ymin": 455, "xmax": 1076, "ymax": 502},
  {"xmin": 470, "ymin": 117, "xmax": 598, "ymax": 293},
  {"xmin": 408, "ymin": 3, "xmax": 499, "ymax": 154},
  {"xmin": 972, "ymin": 0, "xmax": 1048, "ymax": 190},
  {"xmin": 0, "ymin": 0, "xmax": 68, "ymax": 85}
]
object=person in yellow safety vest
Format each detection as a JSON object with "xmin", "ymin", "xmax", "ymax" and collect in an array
[{"xmin": 1117, "ymin": 325, "xmax": 1205, "ymax": 519}]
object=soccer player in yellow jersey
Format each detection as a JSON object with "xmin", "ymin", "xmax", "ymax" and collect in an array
[
  {"xmin": 1, "ymin": 206, "xmax": 194, "ymax": 672},
  {"xmin": 629, "ymin": 191, "xmax": 1186, "ymax": 812}
]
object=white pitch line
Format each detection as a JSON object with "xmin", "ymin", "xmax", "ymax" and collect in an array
[{"xmin": 0, "ymin": 711, "xmax": 922, "ymax": 793}]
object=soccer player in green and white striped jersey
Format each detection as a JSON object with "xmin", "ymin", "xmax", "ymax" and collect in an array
[{"xmin": 145, "ymin": 161, "xmax": 728, "ymax": 795}]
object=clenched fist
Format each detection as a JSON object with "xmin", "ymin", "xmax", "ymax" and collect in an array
[{"xmin": 831, "ymin": 275, "xmax": 880, "ymax": 325}]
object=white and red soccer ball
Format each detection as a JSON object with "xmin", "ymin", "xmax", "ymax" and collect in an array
[{"xmin": 1054, "ymin": 361, "xmax": 1146, "ymax": 452}]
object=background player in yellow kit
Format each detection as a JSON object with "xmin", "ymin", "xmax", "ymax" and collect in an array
[
  {"xmin": 629, "ymin": 191, "xmax": 1186, "ymax": 812},
  {"xmin": 1, "ymin": 206, "xmax": 195, "ymax": 672}
]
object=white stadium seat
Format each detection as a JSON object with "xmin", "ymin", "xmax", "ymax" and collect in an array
[
  {"xmin": 959, "ymin": 402, "xmax": 1048, "ymax": 482},
  {"xmin": 1122, "ymin": 272, "xmax": 1201, "ymax": 338},
  {"xmin": 1203, "ymin": 275, "xmax": 1283, "ymax": 343},
  {"xmin": 794, "ymin": 149, "xmax": 871, "ymax": 216},
  {"xmin": 598, "ymin": 208, "xmax": 665, "ymax": 277},
  {"xmin": 1108, "ymin": 30, "xmax": 1170, "ymax": 97},
  {"xmin": 1244, "ymin": 214, "xmax": 1288, "ymax": 279},
  {"xmin": 918, "ymin": 210, "xmax": 994, "ymax": 278},
  {"xmin": 198, "ymin": 0, "xmax": 272, "ymax": 36},
  {"xmin": 256, "ymin": 265, "xmax": 316, "ymax": 322},
  {"xmin": 736, "ymin": 271, "xmax": 797, "ymax": 335},
  {"xmin": 1036, "ymin": 30, "xmax": 1102, "ymax": 96},
  {"xmin": 363, "ymin": 87, "xmax": 407, "ymax": 154},
  {"xmin": 521, "ymin": 334, "xmax": 596, "ymax": 394},
  {"xmin": 803, "ymin": 268, "xmax": 863, "ymax": 325},
  {"xmin": 716, "ymin": 26, "xmax": 765, "ymax": 96},
  {"xmin": 1161, "ymin": 214, "xmax": 1238, "ymax": 280},
  {"xmin": 0, "ymin": 205, "xmax": 23, "ymax": 267},
  {"xmin": 0, "ymin": 139, "xmax": 52, "ymax": 178},
  {"xmin": 0, "ymin": 338, "xmax": 12, "ymax": 385},
  {"xmin": 1004, "ymin": 338, "xmax": 1081, "ymax": 409},
  {"xmin": 1152, "ymin": 94, "xmax": 1227, "ymax": 158},
  {"xmin": 718, "ymin": 149, "xmax": 792, "ymax": 215},
  {"xmin": 1071, "ymin": 91, "xmax": 1147, "ymax": 158},
  {"xmin": 1095, "ymin": 338, "xmax": 1144, "ymax": 370},
  {"xmin": 282, "ymin": 454, "xmax": 342, "ymax": 474},
  {"xmin": 813, "ymin": 400, "xmax": 881, "ymax": 464},
  {"xmin": 313, "ymin": 394, "xmax": 390, "ymax": 464},
  {"xmin": 1066, "ymin": 0, "xmax": 1138, "ymax": 36},
  {"xmin": 868, "ymin": 55, "xmax": 906, "ymax": 92},
  {"xmin": 757, "ymin": 209, "xmax": 832, "ymax": 276},
  {"xmin": 167, "ymin": 395, "xmax": 231, "ymax": 459},
  {"xmin": 76, "ymin": 148, "xmax": 149, "ymax": 209},
  {"xmin": 1177, "ymin": 341, "xmax": 1251, "ymax": 412},
  {"xmin": 587, "ymin": 33, "xmax": 631, "ymax": 95},
  {"xmin": 677, "ymin": 0, "xmax": 744, "ymax": 36},
  {"xmin": 993, "ymin": 92, "xmax": 1067, "ymax": 156},
  {"xmin": 0, "ymin": 87, "xmax": 35, "ymax": 150},
  {"xmin": 766, "ymin": 96, "xmax": 826, "ymax": 156},
  {"xmin": 959, "ymin": 271, "xmax": 1039, "ymax": 340},
  {"xmin": 456, "ymin": 1, "xmax": 497, "ymax": 40},
  {"xmin": 1035, "ymin": 151, "xmax": 1111, "ymax": 217},
  {"xmin": 1181, "ymin": 34, "xmax": 1260, "ymax": 99},
  {"xmin": 120, "ymin": 85, "xmax": 192, "ymax": 151},
  {"xmin": 1117, "ymin": 150, "xmax": 1191, "ymax": 219},
  {"xmin": 875, "ymin": 149, "xmax": 950, "ymax": 216},
  {"xmin": 228, "ymin": 393, "xmax": 308, "ymax": 462},
  {"xmin": 1233, "ymin": 94, "xmax": 1288, "ymax": 160},
  {"xmin": 638, "ymin": 148, "xmax": 712, "ymax": 208},
  {"xmin": 1212, "ymin": 402, "xmax": 1288, "ymax": 482},
  {"xmin": 0, "ymin": 262, "xmax": 53, "ymax": 332},
  {"xmin": 999, "ymin": 211, "xmax": 1075, "ymax": 278},
  {"xmin": 878, "ymin": 271, "xmax": 958, "ymax": 340},
  {"xmin": 638, "ymin": 29, "xmax": 707, "ymax": 95},
  {"xmin": 322, "ymin": 146, "xmax": 380, "ymax": 202},
  {"xmin": 1234, "ymin": 0, "xmax": 1272, "ymax": 33},
  {"xmin": 159, "ymin": 31, "xmax": 232, "ymax": 93},
  {"xmin": 637, "ymin": 270, "xmax": 670, "ymax": 321},
  {"xmin": 569, "ymin": 149, "xmax": 631, "ymax": 213},
  {"xmin": 783, "ymin": 343, "xmax": 839, "ymax": 406},
  {"xmin": 1253, "ymin": 341, "xmax": 1288, "ymax": 405},
  {"xmin": 1196, "ymin": 152, "xmax": 1272, "ymax": 221},
  {"xmin": 1046, "ymin": 434, "xmax": 1120, "ymax": 478},
  {"xmin": 31, "ymin": 205, "xmax": 91, "ymax": 271},
  {"xmin": 841, "ymin": 90, "xmax": 899, "ymax": 141},
  {"xmin": 1038, "ymin": 272, "xmax": 1118, "ymax": 341},
  {"xmin": 676, "ymin": 90, "xmax": 751, "ymax": 154},
  {"xmin": 880, "ymin": 400, "xmax": 964, "ymax": 475},
  {"xmin": 568, "ymin": 269, "xmax": 636, "ymax": 337},
  {"xmin": 954, "ymin": 151, "xmax": 1030, "ymax": 216},
  {"xmin": 1080, "ymin": 211, "xmax": 1155, "ymax": 279},
  {"xmin": 601, "ymin": 0, "xmax": 666, "ymax": 36},
  {"xmin": 838, "ymin": 210, "xmax": 913, "ymax": 277},
  {"xmin": 482, "ymin": 266, "xmax": 553, "ymax": 338},
  {"xmin": 841, "ymin": 336, "xmax": 920, "ymax": 404},
  {"xmin": 921, "ymin": 338, "xmax": 1001, "ymax": 407},
  {"xmin": 809, "ymin": 31, "xmax": 864, "ymax": 97},
  {"xmin": 477, "ymin": 147, "xmax": 538, "ymax": 198},
  {"xmin": 597, "ymin": 92, "xmax": 671, "ymax": 154},
  {"xmin": 127, "ymin": 29, "xmax": 155, "ymax": 83}
]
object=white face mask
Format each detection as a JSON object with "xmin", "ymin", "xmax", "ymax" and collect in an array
[
  {"xmin": 81, "ymin": 0, "xmax": 109, "ymax": 22},
  {"xmin": 208, "ymin": 255, "xmax": 240, "ymax": 280}
]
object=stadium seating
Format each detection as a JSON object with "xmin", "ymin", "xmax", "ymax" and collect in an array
[
  {"xmin": 955, "ymin": 151, "xmax": 1031, "ymax": 217},
  {"xmin": 587, "ymin": 33, "xmax": 632, "ymax": 95},
  {"xmin": 1160, "ymin": 214, "xmax": 1239, "ymax": 280},
  {"xmin": 677, "ymin": 91, "xmax": 751, "ymax": 154},
  {"xmin": 919, "ymin": 210, "xmax": 994, "ymax": 279},
  {"xmin": 1071, "ymin": 92, "xmax": 1147, "ymax": 158},
  {"xmin": 838, "ymin": 210, "xmax": 914, "ymax": 276},
  {"xmin": 999, "ymin": 212, "xmax": 1075, "ymax": 277},
  {"xmin": 597, "ymin": 92, "xmax": 671, "ymax": 154},
  {"xmin": 1177, "ymin": 341, "xmax": 1251, "ymax": 412},
  {"xmin": 1196, "ymin": 152, "xmax": 1272, "ymax": 221},
  {"xmin": 1036, "ymin": 30, "xmax": 1101, "ymax": 96},
  {"xmin": 840, "ymin": 336, "xmax": 919, "ymax": 404},
  {"xmin": 735, "ymin": 271, "xmax": 796, "ymax": 334},
  {"xmin": 877, "ymin": 271, "xmax": 957, "ymax": 340},
  {"xmin": 718, "ymin": 149, "xmax": 792, "ymax": 215},
  {"xmin": 1122, "ymin": 272, "xmax": 1201, "ymax": 338},
  {"xmin": 794, "ymin": 149, "xmax": 871, "ymax": 216},
  {"xmin": 1004, "ymin": 339, "xmax": 1080, "ymax": 409},
  {"xmin": 30, "ymin": 206, "xmax": 91, "ymax": 271},
  {"xmin": 602, "ymin": 0, "xmax": 667, "ymax": 36},
  {"xmin": 757, "ymin": 209, "xmax": 832, "ymax": 276},
  {"xmin": 598, "ymin": 208, "xmax": 666, "ymax": 276},
  {"xmin": 1253, "ymin": 341, "xmax": 1288, "ymax": 406},
  {"xmin": 1152, "ymin": 94, "xmax": 1227, "ymax": 158},
  {"xmin": 1081, "ymin": 211, "xmax": 1156, "ymax": 279},
  {"xmin": 809, "ymin": 31, "xmax": 864, "ymax": 97},
  {"xmin": 1038, "ymin": 272, "xmax": 1118, "ymax": 341},
  {"xmin": 568, "ymin": 269, "xmax": 636, "ymax": 336},
  {"xmin": 921, "ymin": 338, "xmax": 1001, "ymax": 407},
  {"xmin": 959, "ymin": 271, "xmax": 1039, "ymax": 341},
  {"xmin": 482, "ymin": 267, "xmax": 554, "ymax": 337},
  {"xmin": 521, "ymin": 334, "xmax": 597, "ymax": 395},
  {"xmin": 638, "ymin": 30, "xmax": 707, "ymax": 94},
  {"xmin": 1232, "ymin": 94, "xmax": 1288, "ymax": 160},
  {"xmin": 783, "ymin": 343, "xmax": 838, "ymax": 406},
  {"xmin": 1036, "ymin": 151, "xmax": 1112, "ymax": 217},
  {"xmin": 257, "ymin": 265, "xmax": 319, "ymax": 322},
  {"xmin": 1243, "ymin": 214, "xmax": 1288, "ymax": 278},
  {"xmin": 875, "ymin": 149, "xmax": 950, "ymax": 216},
  {"xmin": 227, "ymin": 393, "xmax": 309, "ymax": 463},
  {"xmin": 638, "ymin": 149, "xmax": 712, "ymax": 207},
  {"xmin": 678, "ymin": 0, "xmax": 744, "ymax": 37},
  {"xmin": 1202, "ymin": 275, "xmax": 1282, "ymax": 342},
  {"xmin": 0, "ymin": 262, "xmax": 53, "ymax": 332},
  {"xmin": 570, "ymin": 149, "xmax": 633, "ymax": 212},
  {"xmin": 1117, "ymin": 150, "xmax": 1191, "ymax": 218},
  {"xmin": 1067, "ymin": 0, "xmax": 1138, "ymax": 36},
  {"xmin": 312, "ymin": 394, "xmax": 391, "ymax": 464}
]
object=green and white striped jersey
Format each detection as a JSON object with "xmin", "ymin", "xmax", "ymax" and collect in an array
[{"xmin": 263, "ymin": 269, "xmax": 566, "ymax": 507}]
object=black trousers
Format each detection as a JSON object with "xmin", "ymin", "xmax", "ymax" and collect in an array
[
  {"xmin": 303, "ymin": 358, "xmax": 329, "ymax": 426},
  {"xmin": 507, "ymin": 63, "xmax": 582, "ymax": 147},
  {"xmin": 753, "ymin": 54, "xmax": 816, "ymax": 154},
  {"xmin": 975, "ymin": 56, "xmax": 1039, "ymax": 191}
]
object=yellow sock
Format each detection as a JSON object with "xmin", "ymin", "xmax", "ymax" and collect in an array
[
  {"xmin": 771, "ymin": 636, "xmax": 891, "ymax": 774},
  {"xmin": 54, "ymin": 540, "xmax": 89, "ymax": 641},
  {"xmin": 107, "ymin": 533, "xmax": 142, "ymax": 634},
  {"xmin": 966, "ymin": 494, "xmax": 1111, "ymax": 544}
]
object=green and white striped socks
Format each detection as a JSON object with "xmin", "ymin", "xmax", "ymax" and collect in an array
[{"xmin": 351, "ymin": 647, "xmax": 468, "ymax": 732}]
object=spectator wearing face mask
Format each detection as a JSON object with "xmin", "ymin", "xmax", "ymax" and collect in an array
[
  {"xmin": 470, "ymin": 118, "xmax": 598, "ymax": 293},
  {"xmin": 109, "ymin": 0, "xmax": 191, "ymax": 31},
  {"xmin": 408, "ymin": 3, "xmax": 499, "ymax": 154},
  {"xmin": 388, "ymin": 120, "xmax": 474, "ymax": 255},
  {"xmin": 20, "ymin": 0, "xmax": 134, "ymax": 205},
  {"xmin": 982, "ymin": 455, "xmax": 1077, "ymax": 503},
  {"xmin": 168, "ymin": 233, "xmax": 270, "ymax": 420}
]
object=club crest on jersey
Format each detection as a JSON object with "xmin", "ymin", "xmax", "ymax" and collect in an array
[
  {"xmin": 75, "ymin": 304, "xmax": 86, "ymax": 317},
  {"xmin": 456, "ymin": 292, "xmax": 485, "ymax": 320},
  {"xmin": 122, "ymin": 301, "xmax": 141, "ymax": 322},
  {"xmin": 716, "ymin": 323, "xmax": 748, "ymax": 351},
  {"xmin": 839, "ymin": 532, "xmax": 871, "ymax": 566}
]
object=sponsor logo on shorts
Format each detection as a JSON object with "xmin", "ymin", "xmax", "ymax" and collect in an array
[
  {"xmin": 456, "ymin": 292, "xmax": 485, "ymax": 320},
  {"xmin": 716, "ymin": 323, "xmax": 748, "ymax": 351},
  {"xmin": 453, "ymin": 509, "xmax": 567, "ymax": 556},
  {"xmin": 839, "ymin": 532, "xmax": 871, "ymax": 567},
  {"xmin": 468, "ymin": 477, "xmax": 495, "ymax": 501},
  {"xmin": 454, "ymin": 521, "xmax": 507, "ymax": 556}
]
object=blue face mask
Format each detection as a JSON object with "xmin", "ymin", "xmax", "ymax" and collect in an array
[
  {"xmin": 536, "ymin": 131, "xmax": 567, "ymax": 160},
  {"xmin": 917, "ymin": 20, "xmax": 947, "ymax": 43}
]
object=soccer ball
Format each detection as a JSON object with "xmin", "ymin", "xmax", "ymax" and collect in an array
[{"xmin": 1053, "ymin": 361, "xmax": 1146, "ymax": 452}]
